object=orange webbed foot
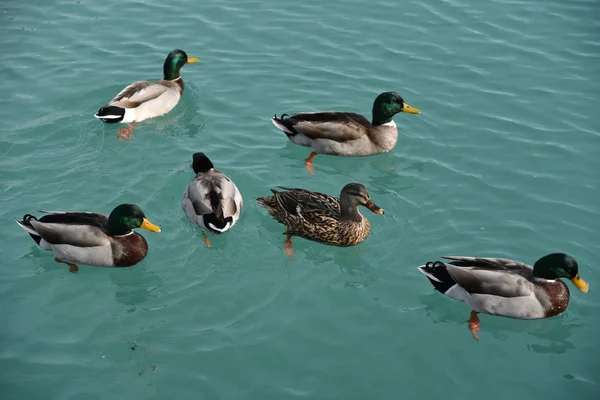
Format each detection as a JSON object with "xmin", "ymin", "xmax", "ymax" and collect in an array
[
  {"xmin": 202, "ymin": 231, "xmax": 211, "ymax": 247},
  {"xmin": 55, "ymin": 258, "xmax": 79, "ymax": 273},
  {"xmin": 118, "ymin": 122, "xmax": 137, "ymax": 140},
  {"xmin": 284, "ymin": 235, "xmax": 294, "ymax": 259},
  {"xmin": 305, "ymin": 152, "xmax": 317, "ymax": 175},
  {"xmin": 467, "ymin": 311, "xmax": 481, "ymax": 341}
]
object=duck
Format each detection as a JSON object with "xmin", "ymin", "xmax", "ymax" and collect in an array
[
  {"xmin": 94, "ymin": 49, "xmax": 199, "ymax": 140},
  {"xmin": 15, "ymin": 203, "xmax": 161, "ymax": 272},
  {"xmin": 182, "ymin": 152, "xmax": 243, "ymax": 247},
  {"xmin": 256, "ymin": 182, "xmax": 384, "ymax": 257},
  {"xmin": 271, "ymin": 91, "xmax": 421, "ymax": 174},
  {"xmin": 417, "ymin": 253, "xmax": 589, "ymax": 341}
]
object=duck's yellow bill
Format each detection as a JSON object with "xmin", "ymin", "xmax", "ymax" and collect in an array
[
  {"xmin": 141, "ymin": 218, "xmax": 162, "ymax": 232},
  {"xmin": 402, "ymin": 103, "xmax": 422, "ymax": 114},
  {"xmin": 365, "ymin": 201, "xmax": 384, "ymax": 215},
  {"xmin": 187, "ymin": 57, "xmax": 199, "ymax": 63},
  {"xmin": 571, "ymin": 274, "xmax": 588, "ymax": 293}
]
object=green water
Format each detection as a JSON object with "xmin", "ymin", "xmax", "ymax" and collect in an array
[{"xmin": 1, "ymin": 0, "xmax": 599, "ymax": 398}]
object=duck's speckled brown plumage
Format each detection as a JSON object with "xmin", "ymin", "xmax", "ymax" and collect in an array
[{"xmin": 256, "ymin": 185, "xmax": 378, "ymax": 247}]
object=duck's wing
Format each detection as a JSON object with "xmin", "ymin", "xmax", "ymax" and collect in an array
[
  {"xmin": 441, "ymin": 256, "xmax": 533, "ymax": 272},
  {"xmin": 440, "ymin": 257, "xmax": 535, "ymax": 298},
  {"xmin": 108, "ymin": 81, "xmax": 171, "ymax": 108},
  {"xmin": 27, "ymin": 211, "xmax": 111, "ymax": 247},
  {"xmin": 271, "ymin": 187, "xmax": 340, "ymax": 222},
  {"xmin": 273, "ymin": 112, "xmax": 371, "ymax": 142}
]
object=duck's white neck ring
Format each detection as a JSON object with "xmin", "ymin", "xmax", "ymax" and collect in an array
[{"xmin": 113, "ymin": 231, "xmax": 135, "ymax": 237}]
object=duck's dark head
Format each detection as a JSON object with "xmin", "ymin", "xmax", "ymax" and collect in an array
[
  {"xmin": 372, "ymin": 91, "xmax": 421, "ymax": 125},
  {"xmin": 163, "ymin": 49, "xmax": 199, "ymax": 80},
  {"xmin": 108, "ymin": 204, "xmax": 162, "ymax": 235},
  {"xmin": 534, "ymin": 253, "xmax": 588, "ymax": 293},
  {"xmin": 340, "ymin": 182, "xmax": 384, "ymax": 218},
  {"xmin": 191, "ymin": 152, "xmax": 214, "ymax": 174}
]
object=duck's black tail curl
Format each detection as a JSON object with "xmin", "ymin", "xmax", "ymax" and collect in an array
[
  {"xmin": 17, "ymin": 214, "xmax": 42, "ymax": 245},
  {"xmin": 22, "ymin": 214, "xmax": 38, "ymax": 224},
  {"xmin": 271, "ymin": 114, "xmax": 297, "ymax": 137}
]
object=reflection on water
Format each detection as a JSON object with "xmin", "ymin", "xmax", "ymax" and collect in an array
[
  {"xmin": 23, "ymin": 244, "xmax": 165, "ymax": 310},
  {"xmin": 301, "ymin": 245, "xmax": 380, "ymax": 290},
  {"xmin": 110, "ymin": 265, "xmax": 165, "ymax": 310}
]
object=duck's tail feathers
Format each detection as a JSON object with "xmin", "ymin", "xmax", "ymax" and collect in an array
[
  {"xmin": 15, "ymin": 214, "xmax": 42, "ymax": 245},
  {"xmin": 256, "ymin": 192, "xmax": 277, "ymax": 208},
  {"xmin": 417, "ymin": 261, "xmax": 456, "ymax": 294},
  {"xmin": 272, "ymin": 114, "xmax": 296, "ymax": 136},
  {"xmin": 203, "ymin": 215, "xmax": 233, "ymax": 234},
  {"xmin": 94, "ymin": 106, "xmax": 125, "ymax": 123},
  {"xmin": 256, "ymin": 197, "xmax": 268, "ymax": 209}
]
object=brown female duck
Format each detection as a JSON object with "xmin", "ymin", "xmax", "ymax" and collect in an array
[{"xmin": 256, "ymin": 183, "xmax": 384, "ymax": 257}]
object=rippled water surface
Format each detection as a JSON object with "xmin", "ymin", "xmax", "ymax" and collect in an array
[{"xmin": 1, "ymin": 0, "xmax": 599, "ymax": 399}]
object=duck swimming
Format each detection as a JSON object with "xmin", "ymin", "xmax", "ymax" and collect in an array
[
  {"xmin": 16, "ymin": 204, "xmax": 161, "ymax": 272},
  {"xmin": 94, "ymin": 49, "xmax": 199, "ymax": 140},
  {"xmin": 271, "ymin": 91, "xmax": 421, "ymax": 174},
  {"xmin": 418, "ymin": 253, "xmax": 589, "ymax": 340},
  {"xmin": 182, "ymin": 152, "xmax": 243, "ymax": 247},
  {"xmin": 257, "ymin": 183, "xmax": 383, "ymax": 257}
]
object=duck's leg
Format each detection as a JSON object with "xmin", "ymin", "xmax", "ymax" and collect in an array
[
  {"xmin": 467, "ymin": 311, "xmax": 481, "ymax": 341},
  {"xmin": 284, "ymin": 235, "xmax": 294, "ymax": 258},
  {"xmin": 202, "ymin": 231, "xmax": 211, "ymax": 247},
  {"xmin": 305, "ymin": 152, "xmax": 317, "ymax": 174},
  {"xmin": 118, "ymin": 121, "xmax": 138, "ymax": 140},
  {"xmin": 54, "ymin": 257, "xmax": 79, "ymax": 273}
]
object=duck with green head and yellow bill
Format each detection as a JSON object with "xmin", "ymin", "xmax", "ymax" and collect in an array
[
  {"xmin": 94, "ymin": 49, "xmax": 199, "ymax": 140},
  {"xmin": 271, "ymin": 91, "xmax": 421, "ymax": 174},
  {"xmin": 16, "ymin": 204, "xmax": 161, "ymax": 272},
  {"xmin": 417, "ymin": 253, "xmax": 589, "ymax": 340}
]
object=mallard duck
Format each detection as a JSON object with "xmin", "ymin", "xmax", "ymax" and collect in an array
[
  {"xmin": 418, "ymin": 253, "xmax": 589, "ymax": 340},
  {"xmin": 256, "ymin": 183, "xmax": 384, "ymax": 257},
  {"xmin": 271, "ymin": 91, "xmax": 421, "ymax": 173},
  {"xmin": 94, "ymin": 49, "xmax": 199, "ymax": 140},
  {"xmin": 15, "ymin": 204, "xmax": 161, "ymax": 272},
  {"xmin": 182, "ymin": 152, "xmax": 243, "ymax": 247}
]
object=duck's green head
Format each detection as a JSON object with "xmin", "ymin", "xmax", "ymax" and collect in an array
[
  {"xmin": 108, "ymin": 204, "xmax": 162, "ymax": 235},
  {"xmin": 163, "ymin": 49, "xmax": 199, "ymax": 80},
  {"xmin": 372, "ymin": 91, "xmax": 421, "ymax": 125},
  {"xmin": 534, "ymin": 253, "xmax": 588, "ymax": 293},
  {"xmin": 190, "ymin": 152, "xmax": 214, "ymax": 174}
]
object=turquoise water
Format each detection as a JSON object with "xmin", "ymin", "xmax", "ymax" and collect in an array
[{"xmin": 1, "ymin": 0, "xmax": 599, "ymax": 398}]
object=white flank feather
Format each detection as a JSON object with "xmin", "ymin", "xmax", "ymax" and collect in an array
[{"xmin": 416, "ymin": 265, "xmax": 443, "ymax": 283}]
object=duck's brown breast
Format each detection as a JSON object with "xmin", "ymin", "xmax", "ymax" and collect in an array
[
  {"xmin": 332, "ymin": 217, "xmax": 371, "ymax": 247},
  {"xmin": 175, "ymin": 78, "xmax": 184, "ymax": 93},
  {"xmin": 111, "ymin": 233, "xmax": 149, "ymax": 267},
  {"xmin": 541, "ymin": 280, "xmax": 570, "ymax": 318}
]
